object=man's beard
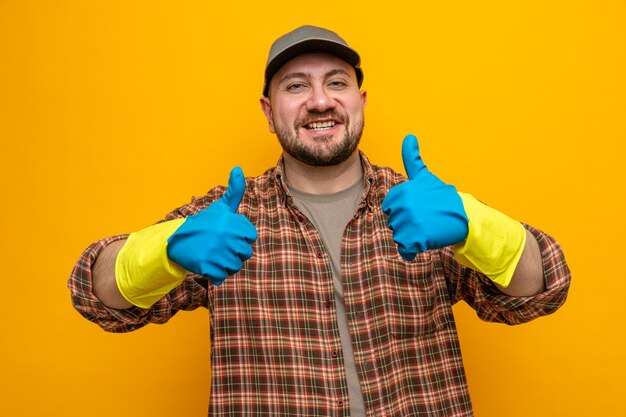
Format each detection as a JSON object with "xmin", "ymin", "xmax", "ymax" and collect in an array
[{"xmin": 274, "ymin": 110, "xmax": 364, "ymax": 167}]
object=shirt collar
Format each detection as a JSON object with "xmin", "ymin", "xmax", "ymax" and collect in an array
[{"xmin": 273, "ymin": 151, "xmax": 376, "ymax": 212}]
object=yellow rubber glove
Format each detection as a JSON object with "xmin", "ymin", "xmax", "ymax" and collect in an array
[
  {"xmin": 114, "ymin": 167, "xmax": 257, "ymax": 309},
  {"xmin": 115, "ymin": 218, "xmax": 187, "ymax": 308},
  {"xmin": 453, "ymin": 193, "xmax": 527, "ymax": 287}
]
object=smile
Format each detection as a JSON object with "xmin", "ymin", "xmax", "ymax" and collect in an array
[{"xmin": 305, "ymin": 121, "xmax": 336, "ymax": 130}]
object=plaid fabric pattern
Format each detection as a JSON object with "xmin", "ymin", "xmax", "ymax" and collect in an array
[{"xmin": 68, "ymin": 152, "xmax": 571, "ymax": 416}]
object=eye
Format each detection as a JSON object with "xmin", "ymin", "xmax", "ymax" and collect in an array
[
  {"xmin": 286, "ymin": 82, "xmax": 306, "ymax": 92},
  {"xmin": 328, "ymin": 80, "xmax": 348, "ymax": 89}
]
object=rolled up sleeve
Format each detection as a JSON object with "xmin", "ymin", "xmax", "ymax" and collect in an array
[
  {"xmin": 68, "ymin": 235, "xmax": 208, "ymax": 333},
  {"xmin": 443, "ymin": 224, "xmax": 571, "ymax": 325}
]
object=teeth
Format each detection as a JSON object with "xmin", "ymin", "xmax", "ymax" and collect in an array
[{"xmin": 307, "ymin": 121, "xmax": 336, "ymax": 129}]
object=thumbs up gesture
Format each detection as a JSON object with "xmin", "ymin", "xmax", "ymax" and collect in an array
[
  {"xmin": 382, "ymin": 135, "xmax": 469, "ymax": 261},
  {"xmin": 167, "ymin": 167, "xmax": 258, "ymax": 285}
]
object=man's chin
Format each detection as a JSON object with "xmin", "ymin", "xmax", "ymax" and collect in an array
[
  {"xmin": 290, "ymin": 146, "xmax": 358, "ymax": 167},
  {"xmin": 277, "ymin": 125, "xmax": 362, "ymax": 167}
]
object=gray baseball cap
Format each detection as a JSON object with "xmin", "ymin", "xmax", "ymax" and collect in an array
[{"xmin": 262, "ymin": 25, "xmax": 363, "ymax": 97}]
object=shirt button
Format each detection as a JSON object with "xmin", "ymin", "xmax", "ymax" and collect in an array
[
  {"xmin": 316, "ymin": 251, "xmax": 323, "ymax": 258},
  {"xmin": 331, "ymin": 350, "xmax": 338, "ymax": 358},
  {"xmin": 337, "ymin": 399, "xmax": 344, "ymax": 407},
  {"xmin": 297, "ymin": 216, "xmax": 304, "ymax": 222},
  {"xmin": 325, "ymin": 298, "xmax": 332, "ymax": 308}
]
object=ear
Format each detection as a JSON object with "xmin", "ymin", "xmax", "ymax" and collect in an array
[
  {"xmin": 360, "ymin": 90, "xmax": 367, "ymax": 107},
  {"xmin": 259, "ymin": 97, "xmax": 276, "ymax": 134}
]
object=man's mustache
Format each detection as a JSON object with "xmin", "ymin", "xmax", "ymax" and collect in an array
[{"xmin": 295, "ymin": 111, "xmax": 348, "ymax": 128}]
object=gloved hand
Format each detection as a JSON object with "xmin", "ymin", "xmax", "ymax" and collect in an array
[
  {"xmin": 167, "ymin": 166, "xmax": 258, "ymax": 285},
  {"xmin": 115, "ymin": 167, "xmax": 258, "ymax": 308},
  {"xmin": 382, "ymin": 134, "xmax": 469, "ymax": 261},
  {"xmin": 382, "ymin": 134, "xmax": 528, "ymax": 288}
]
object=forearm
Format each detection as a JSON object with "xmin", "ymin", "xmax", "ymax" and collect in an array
[
  {"xmin": 92, "ymin": 239, "xmax": 133, "ymax": 309},
  {"xmin": 495, "ymin": 229, "xmax": 545, "ymax": 297},
  {"xmin": 443, "ymin": 224, "xmax": 570, "ymax": 325},
  {"xmin": 68, "ymin": 234, "xmax": 210, "ymax": 332}
]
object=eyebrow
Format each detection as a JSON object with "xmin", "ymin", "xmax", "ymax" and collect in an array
[{"xmin": 277, "ymin": 68, "xmax": 352, "ymax": 85}]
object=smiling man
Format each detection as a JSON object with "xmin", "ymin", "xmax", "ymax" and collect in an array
[
  {"xmin": 261, "ymin": 52, "xmax": 366, "ymax": 168},
  {"xmin": 260, "ymin": 51, "xmax": 367, "ymax": 195},
  {"xmin": 68, "ymin": 25, "xmax": 571, "ymax": 416}
]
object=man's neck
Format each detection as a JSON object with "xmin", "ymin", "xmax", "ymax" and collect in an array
[{"xmin": 282, "ymin": 151, "xmax": 363, "ymax": 195}]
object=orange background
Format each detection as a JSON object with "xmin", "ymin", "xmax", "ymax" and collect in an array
[{"xmin": 1, "ymin": 1, "xmax": 625, "ymax": 416}]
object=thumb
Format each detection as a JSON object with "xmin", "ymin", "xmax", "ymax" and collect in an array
[
  {"xmin": 220, "ymin": 166, "xmax": 247, "ymax": 213},
  {"xmin": 401, "ymin": 134, "xmax": 429, "ymax": 180}
]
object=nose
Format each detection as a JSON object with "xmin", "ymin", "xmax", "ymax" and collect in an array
[{"xmin": 306, "ymin": 85, "xmax": 335, "ymax": 112}]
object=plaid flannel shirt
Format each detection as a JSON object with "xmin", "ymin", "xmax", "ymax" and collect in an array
[{"xmin": 68, "ymin": 152, "xmax": 570, "ymax": 416}]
